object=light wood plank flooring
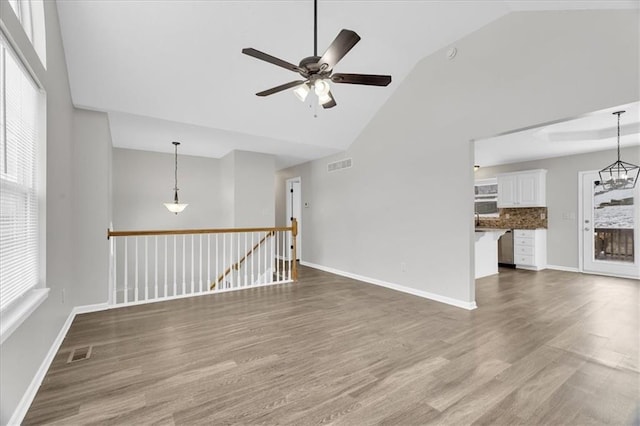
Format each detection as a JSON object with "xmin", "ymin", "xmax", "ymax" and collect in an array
[{"xmin": 24, "ymin": 266, "xmax": 639, "ymax": 425}]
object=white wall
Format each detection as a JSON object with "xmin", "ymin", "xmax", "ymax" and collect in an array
[
  {"xmin": 112, "ymin": 148, "xmax": 275, "ymax": 231},
  {"xmin": 233, "ymin": 151, "xmax": 275, "ymax": 227},
  {"xmin": 72, "ymin": 109, "xmax": 112, "ymax": 306},
  {"xmin": 113, "ymin": 148, "xmax": 225, "ymax": 230},
  {"xmin": 0, "ymin": 2, "xmax": 113, "ymax": 424},
  {"xmin": 474, "ymin": 146, "xmax": 640, "ymax": 270},
  {"xmin": 278, "ymin": 10, "xmax": 639, "ymax": 307},
  {"xmin": 220, "ymin": 151, "xmax": 235, "ymax": 227}
]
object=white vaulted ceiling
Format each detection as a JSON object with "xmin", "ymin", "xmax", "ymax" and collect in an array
[{"xmin": 56, "ymin": 1, "xmax": 638, "ymax": 169}]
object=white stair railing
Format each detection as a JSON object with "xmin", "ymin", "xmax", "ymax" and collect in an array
[{"xmin": 107, "ymin": 221, "xmax": 298, "ymax": 306}]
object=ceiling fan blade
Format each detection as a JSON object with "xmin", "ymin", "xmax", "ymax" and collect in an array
[
  {"xmin": 256, "ymin": 80, "xmax": 306, "ymax": 97},
  {"xmin": 319, "ymin": 30, "xmax": 361, "ymax": 71},
  {"xmin": 331, "ymin": 73, "xmax": 392, "ymax": 86},
  {"xmin": 322, "ymin": 91, "xmax": 337, "ymax": 109},
  {"xmin": 242, "ymin": 48, "xmax": 300, "ymax": 72}
]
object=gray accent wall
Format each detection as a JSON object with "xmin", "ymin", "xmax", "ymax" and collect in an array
[
  {"xmin": 1, "ymin": 2, "xmax": 113, "ymax": 423},
  {"xmin": 278, "ymin": 10, "xmax": 639, "ymax": 306},
  {"xmin": 475, "ymin": 146, "xmax": 640, "ymax": 270}
]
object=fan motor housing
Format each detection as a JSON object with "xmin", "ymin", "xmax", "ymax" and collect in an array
[{"xmin": 299, "ymin": 56, "xmax": 327, "ymax": 76}]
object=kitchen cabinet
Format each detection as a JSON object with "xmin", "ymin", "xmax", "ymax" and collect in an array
[
  {"xmin": 497, "ymin": 169, "xmax": 546, "ymax": 207},
  {"xmin": 514, "ymin": 229, "xmax": 547, "ymax": 270}
]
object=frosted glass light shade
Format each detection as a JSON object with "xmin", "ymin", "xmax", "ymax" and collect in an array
[
  {"xmin": 293, "ymin": 84, "xmax": 310, "ymax": 101},
  {"xmin": 314, "ymin": 79, "xmax": 330, "ymax": 96},
  {"xmin": 318, "ymin": 92, "xmax": 332, "ymax": 105},
  {"xmin": 164, "ymin": 202, "xmax": 188, "ymax": 214}
]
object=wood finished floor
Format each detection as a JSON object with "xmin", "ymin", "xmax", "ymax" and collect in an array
[{"xmin": 24, "ymin": 266, "xmax": 639, "ymax": 425}]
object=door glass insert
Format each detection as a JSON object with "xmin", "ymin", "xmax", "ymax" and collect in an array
[{"xmin": 593, "ymin": 183, "xmax": 635, "ymax": 263}]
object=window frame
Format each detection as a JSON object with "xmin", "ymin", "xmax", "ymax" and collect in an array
[
  {"xmin": 5, "ymin": 0, "xmax": 46, "ymax": 68},
  {"xmin": 0, "ymin": 32, "xmax": 47, "ymax": 345}
]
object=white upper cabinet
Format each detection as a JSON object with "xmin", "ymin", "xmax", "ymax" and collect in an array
[{"xmin": 497, "ymin": 169, "xmax": 547, "ymax": 207}]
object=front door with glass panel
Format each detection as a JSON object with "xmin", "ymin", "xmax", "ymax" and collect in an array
[{"xmin": 581, "ymin": 171, "xmax": 639, "ymax": 278}]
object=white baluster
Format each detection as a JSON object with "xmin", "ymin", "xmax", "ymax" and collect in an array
[
  {"xmin": 199, "ymin": 234, "xmax": 203, "ymax": 293},
  {"xmin": 144, "ymin": 236, "xmax": 149, "ymax": 301},
  {"xmin": 275, "ymin": 231, "xmax": 279, "ymax": 282},
  {"xmin": 124, "ymin": 237, "xmax": 128, "ymax": 303},
  {"xmin": 190, "ymin": 234, "xmax": 195, "ymax": 294},
  {"xmin": 215, "ymin": 234, "xmax": 218, "ymax": 291},
  {"xmin": 173, "ymin": 235, "xmax": 177, "ymax": 296},
  {"xmin": 223, "ymin": 233, "xmax": 226, "ymax": 289},
  {"xmin": 288, "ymin": 230, "xmax": 292, "ymax": 282},
  {"xmin": 229, "ymin": 234, "xmax": 235, "ymax": 288},
  {"xmin": 134, "ymin": 237, "xmax": 139, "ymax": 302},
  {"xmin": 258, "ymin": 233, "xmax": 262, "ymax": 284},
  {"xmin": 264, "ymin": 232, "xmax": 276, "ymax": 283},
  {"xmin": 110, "ymin": 236, "xmax": 116, "ymax": 304},
  {"xmin": 251, "ymin": 232, "xmax": 255, "ymax": 286},
  {"xmin": 207, "ymin": 234, "xmax": 210, "ymax": 292},
  {"xmin": 182, "ymin": 235, "xmax": 186, "ymax": 295},
  {"xmin": 236, "ymin": 234, "xmax": 239, "ymax": 287},
  {"xmin": 244, "ymin": 232, "xmax": 248, "ymax": 287},
  {"xmin": 164, "ymin": 235, "xmax": 168, "ymax": 298},
  {"xmin": 154, "ymin": 235, "xmax": 158, "ymax": 299}
]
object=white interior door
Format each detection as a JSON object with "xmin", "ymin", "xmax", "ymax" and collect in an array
[
  {"xmin": 286, "ymin": 177, "xmax": 301, "ymax": 261},
  {"xmin": 580, "ymin": 171, "xmax": 639, "ymax": 278}
]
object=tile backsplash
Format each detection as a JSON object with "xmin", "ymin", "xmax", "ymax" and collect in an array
[{"xmin": 477, "ymin": 207, "xmax": 547, "ymax": 229}]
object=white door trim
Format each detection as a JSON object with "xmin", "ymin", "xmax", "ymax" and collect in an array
[
  {"xmin": 285, "ymin": 176, "xmax": 302, "ymax": 261},
  {"xmin": 577, "ymin": 170, "xmax": 590, "ymax": 274}
]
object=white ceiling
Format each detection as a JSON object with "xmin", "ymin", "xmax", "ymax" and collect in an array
[
  {"xmin": 56, "ymin": 0, "xmax": 639, "ymax": 169},
  {"xmin": 475, "ymin": 101, "xmax": 640, "ymax": 167}
]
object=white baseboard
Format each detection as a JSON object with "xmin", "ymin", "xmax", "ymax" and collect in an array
[
  {"xmin": 73, "ymin": 302, "xmax": 110, "ymax": 315},
  {"xmin": 581, "ymin": 270, "xmax": 640, "ymax": 280},
  {"xmin": 300, "ymin": 261, "xmax": 477, "ymax": 310},
  {"xmin": 546, "ymin": 264, "xmax": 580, "ymax": 273},
  {"xmin": 8, "ymin": 302, "xmax": 109, "ymax": 425}
]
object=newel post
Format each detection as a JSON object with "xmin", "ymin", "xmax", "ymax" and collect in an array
[{"xmin": 291, "ymin": 218, "xmax": 298, "ymax": 281}]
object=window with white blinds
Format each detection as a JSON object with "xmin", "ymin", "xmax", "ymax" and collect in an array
[{"xmin": 0, "ymin": 37, "xmax": 42, "ymax": 312}]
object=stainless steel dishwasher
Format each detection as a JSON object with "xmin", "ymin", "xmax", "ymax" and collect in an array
[{"xmin": 498, "ymin": 230, "xmax": 515, "ymax": 266}]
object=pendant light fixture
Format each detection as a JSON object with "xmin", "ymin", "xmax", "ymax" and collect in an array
[
  {"xmin": 164, "ymin": 141, "xmax": 188, "ymax": 214},
  {"xmin": 598, "ymin": 111, "xmax": 639, "ymax": 191}
]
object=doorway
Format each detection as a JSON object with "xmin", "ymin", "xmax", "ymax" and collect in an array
[
  {"xmin": 580, "ymin": 170, "xmax": 639, "ymax": 278},
  {"xmin": 286, "ymin": 177, "xmax": 302, "ymax": 261}
]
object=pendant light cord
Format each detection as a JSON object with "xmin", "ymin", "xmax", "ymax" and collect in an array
[
  {"xmin": 174, "ymin": 143, "xmax": 178, "ymax": 192},
  {"xmin": 616, "ymin": 111, "xmax": 621, "ymax": 162},
  {"xmin": 173, "ymin": 142, "xmax": 180, "ymax": 203}
]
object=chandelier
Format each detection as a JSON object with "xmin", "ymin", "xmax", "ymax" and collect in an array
[{"xmin": 598, "ymin": 111, "xmax": 639, "ymax": 190}]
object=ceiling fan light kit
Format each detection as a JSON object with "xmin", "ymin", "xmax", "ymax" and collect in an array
[
  {"xmin": 293, "ymin": 83, "xmax": 311, "ymax": 102},
  {"xmin": 242, "ymin": 0, "xmax": 392, "ymax": 109},
  {"xmin": 598, "ymin": 110, "xmax": 639, "ymax": 191}
]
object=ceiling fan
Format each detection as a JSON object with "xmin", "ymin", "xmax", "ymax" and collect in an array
[{"xmin": 242, "ymin": 0, "xmax": 392, "ymax": 109}]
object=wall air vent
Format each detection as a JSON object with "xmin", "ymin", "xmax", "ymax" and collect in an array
[{"xmin": 327, "ymin": 158, "xmax": 352, "ymax": 173}]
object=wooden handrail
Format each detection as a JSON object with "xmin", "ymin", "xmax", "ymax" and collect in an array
[
  {"xmin": 108, "ymin": 225, "xmax": 293, "ymax": 239},
  {"xmin": 211, "ymin": 231, "xmax": 275, "ymax": 290}
]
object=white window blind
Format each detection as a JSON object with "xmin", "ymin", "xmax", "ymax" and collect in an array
[{"xmin": 0, "ymin": 37, "xmax": 41, "ymax": 312}]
